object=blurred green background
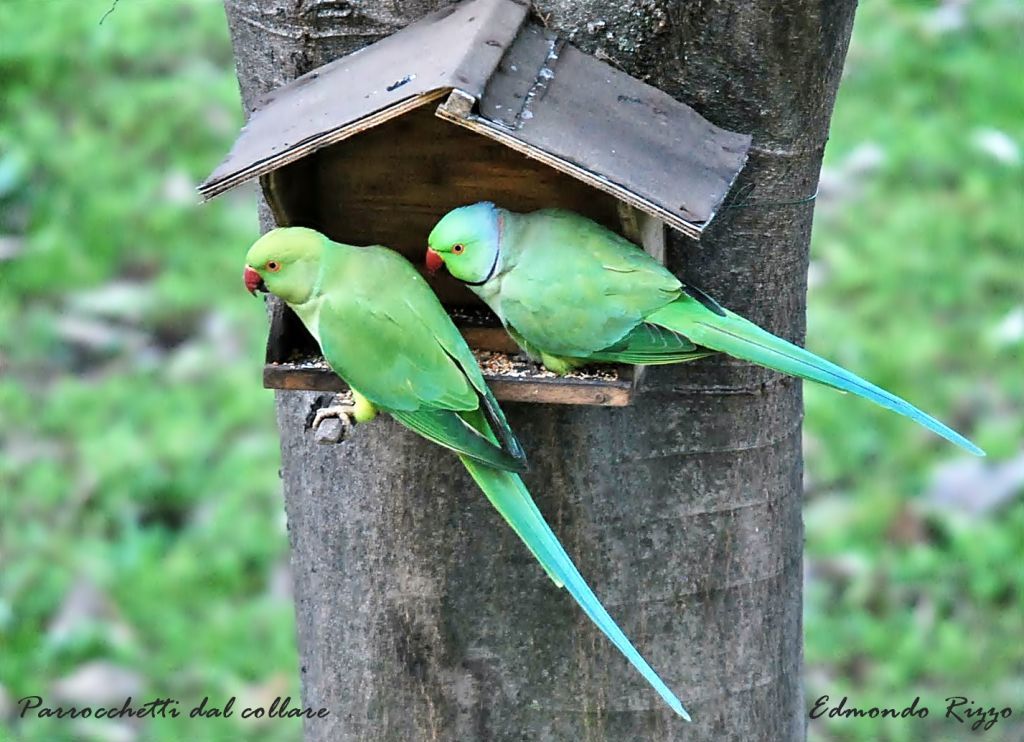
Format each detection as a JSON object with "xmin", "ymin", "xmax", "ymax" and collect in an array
[{"xmin": 1, "ymin": 1, "xmax": 1020, "ymax": 740}]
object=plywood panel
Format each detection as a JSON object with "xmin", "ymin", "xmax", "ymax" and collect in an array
[
  {"xmin": 200, "ymin": 0, "xmax": 528, "ymax": 198},
  {"xmin": 308, "ymin": 105, "xmax": 623, "ymax": 305}
]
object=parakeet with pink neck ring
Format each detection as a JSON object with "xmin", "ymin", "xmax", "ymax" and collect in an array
[{"xmin": 426, "ymin": 202, "xmax": 983, "ymax": 456}]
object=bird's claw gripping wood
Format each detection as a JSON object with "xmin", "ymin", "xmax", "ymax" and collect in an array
[
  {"xmin": 310, "ymin": 390, "xmax": 378, "ymax": 444},
  {"xmin": 311, "ymin": 402, "xmax": 355, "ymax": 445}
]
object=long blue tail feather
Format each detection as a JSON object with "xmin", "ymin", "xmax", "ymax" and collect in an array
[
  {"xmin": 647, "ymin": 301, "xmax": 984, "ymax": 456},
  {"xmin": 462, "ymin": 458, "xmax": 691, "ymax": 721}
]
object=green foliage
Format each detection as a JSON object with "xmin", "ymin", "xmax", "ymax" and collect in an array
[
  {"xmin": 804, "ymin": 1, "xmax": 1024, "ymax": 739},
  {"xmin": 0, "ymin": 1, "xmax": 294, "ymax": 740},
  {"xmin": 0, "ymin": 0, "xmax": 1020, "ymax": 740}
]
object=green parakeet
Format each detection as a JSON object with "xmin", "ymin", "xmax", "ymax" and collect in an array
[
  {"xmin": 244, "ymin": 227, "xmax": 690, "ymax": 720},
  {"xmin": 426, "ymin": 203, "xmax": 983, "ymax": 456}
]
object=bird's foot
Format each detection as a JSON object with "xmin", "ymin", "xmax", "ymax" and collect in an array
[
  {"xmin": 310, "ymin": 393, "xmax": 356, "ymax": 445},
  {"xmin": 539, "ymin": 352, "xmax": 577, "ymax": 376}
]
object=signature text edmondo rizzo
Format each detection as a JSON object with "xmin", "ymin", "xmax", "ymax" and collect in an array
[{"xmin": 810, "ymin": 695, "xmax": 1012, "ymax": 732}]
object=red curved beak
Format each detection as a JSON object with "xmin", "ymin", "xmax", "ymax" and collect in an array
[
  {"xmin": 243, "ymin": 265, "xmax": 266, "ymax": 296},
  {"xmin": 425, "ymin": 247, "xmax": 444, "ymax": 275}
]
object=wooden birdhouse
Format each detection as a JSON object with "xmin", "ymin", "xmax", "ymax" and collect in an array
[{"xmin": 200, "ymin": 0, "xmax": 750, "ymax": 406}]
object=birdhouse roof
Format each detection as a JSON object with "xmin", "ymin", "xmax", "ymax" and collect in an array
[{"xmin": 199, "ymin": 0, "xmax": 751, "ymax": 238}]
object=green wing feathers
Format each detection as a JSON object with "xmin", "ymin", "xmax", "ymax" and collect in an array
[
  {"xmin": 472, "ymin": 376, "xmax": 527, "ymax": 464},
  {"xmin": 391, "ymin": 408, "xmax": 525, "ymax": 472},
  {"xmin": 588, "ymin": 322, "xmax": 715, "ymax": 365},
  {"xmin": 646, "ymin": 296, "xmax": 984, "ymax": 456},
  {"xmin": 499, "ymin": 209, "xmax": 682, "ymax": 357},
  {"xmin": 315, "ymin": 244, "xmax": 526, "ymax": 468}
]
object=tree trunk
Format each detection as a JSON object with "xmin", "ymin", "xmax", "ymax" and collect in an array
[{"xmin": 222, "ymin": 1, "xmax": 857, "ymax": 739}]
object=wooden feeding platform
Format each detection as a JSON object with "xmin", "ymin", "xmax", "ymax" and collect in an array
[
  {"xmin": 200, "ymin": 0, "xmax": 750, "ymax": 406},
  {"xmin": 263, "ymin": 301, "xmax": 636, "ymax": 406}
]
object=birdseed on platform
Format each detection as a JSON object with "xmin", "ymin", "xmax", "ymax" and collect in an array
[{"xmin": 472, "ymin": 350, "xmax": 619, "ymax": 381}]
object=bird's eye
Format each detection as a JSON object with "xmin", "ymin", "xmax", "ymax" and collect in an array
[
  {"xmin": 266, "ymin": 260, "xmax": 281, "ymax": 272},
  {"xmin": 452, "ymin": 243, "xmax": 465, "ymax": 255}
]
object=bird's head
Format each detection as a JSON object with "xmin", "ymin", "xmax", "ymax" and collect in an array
[
  {"xmin": 243, "ymin": 227, "xmax": 325, "ymax": 305},
  {"xmin": 426, "ymin": 202, "xmax": 501, "ymax": 285}
]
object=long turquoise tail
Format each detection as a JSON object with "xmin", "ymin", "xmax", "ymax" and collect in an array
[
  {"xmin": 646, "ymin": 298, "xmax": 984, "ymax": 456},
  {"xmin": 461, "ymin": 457, "xmax": 691, "ymax": 721}
]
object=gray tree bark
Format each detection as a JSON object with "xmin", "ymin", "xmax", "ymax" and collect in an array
[{"xmin": 222, "ymin": 1, "xmax": 857, "ymax": 739}]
